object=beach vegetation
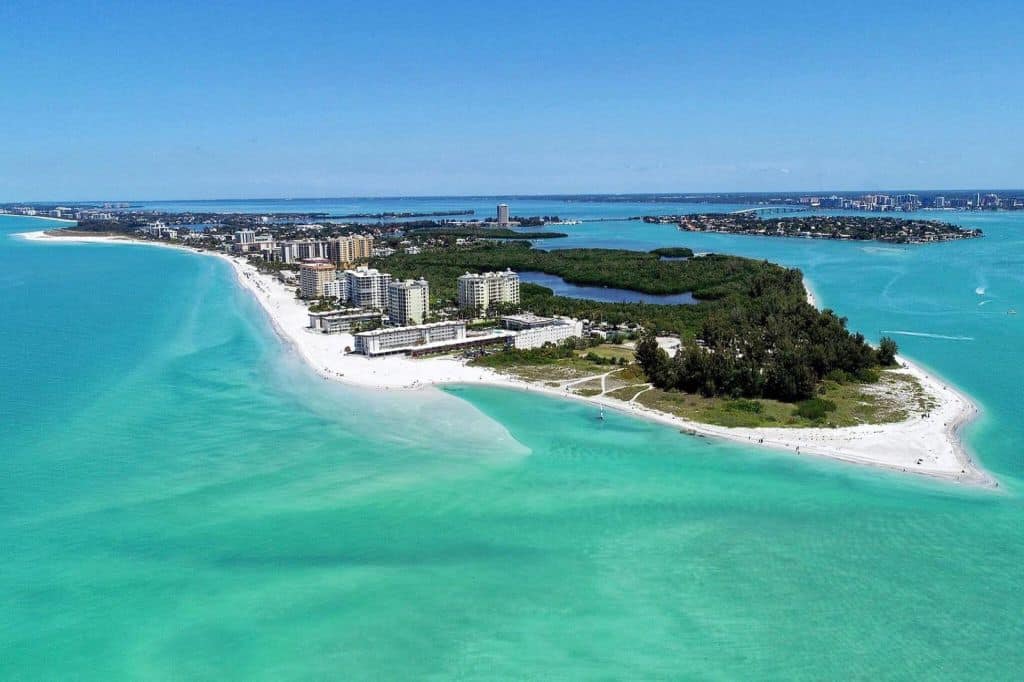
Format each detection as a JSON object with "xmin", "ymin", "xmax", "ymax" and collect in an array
[
  {"xmin": 650, "ymin": 247, "xmax": 694, "ymax": 258},
  {"xmin": 380, "ymin": 243, "xmax": 899, "ymax": 405},
  {"xmin": 877, "ymin": 336, "xmax": 899, "ymax": 366},
  {"xmin": 632, "ymin": 266, "xmax": 898, "ymax": 402},
  {"xmin": 794, "ymin": 397, "xmax": 837, "ymax": 421},
  {"xmin": 635, "ymin": 369, "xmax": 922, "ymax": 428}
]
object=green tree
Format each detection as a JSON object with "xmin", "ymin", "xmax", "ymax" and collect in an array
[{"xmin": 877, "ymin": 336, "xmax": 899, "ymax": 366}]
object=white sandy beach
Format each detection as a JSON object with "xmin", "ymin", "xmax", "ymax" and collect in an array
[{"xmin": 18, "ymin": 229, "xmax": 995, "ymax": 487}]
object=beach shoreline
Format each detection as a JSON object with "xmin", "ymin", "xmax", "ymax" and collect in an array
[{"xmin": 17, "ymin": 228, "xmax": 995, "ymax": 488}]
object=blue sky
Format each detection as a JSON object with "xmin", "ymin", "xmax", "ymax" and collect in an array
[{"xmin": 1, "ymin": 0, "xmax": 1021, "ymax": 200}]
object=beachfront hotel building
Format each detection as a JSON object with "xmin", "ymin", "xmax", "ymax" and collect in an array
[
  {"xmin": 387, "ymin": 278, "xmax": 430, "ymax": 326},
  {"xmin": 502, "ymin": 314, "xmax": 584, "ymax": 350},
  {"xmin": 457, "ymin": 269, "xmax": 520, "ymax": 312},
  {"xmin": 299, "ymin": 259, "xmax": 337, "ymax": 298},
  {"xmin": 308, "ymin": 308, "xmax": 382, "ymax": 334},
  {"xmin": 354, "ymin": 321, "xmax": 467, "ymax": 356},
  {"xmin": 343, "ymin": 265, "xmax": 392, "ymax": 310},
  {"xmin": 496, "ymin": 203, "xmax": 510, "ymax": 226}
]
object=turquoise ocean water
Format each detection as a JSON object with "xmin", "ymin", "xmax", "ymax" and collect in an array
[{"xmin": 2, "ymin": 202, "xmax": 1023, "ymax": 679}]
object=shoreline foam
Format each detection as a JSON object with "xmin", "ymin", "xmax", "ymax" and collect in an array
[{"xmin": 18, "ymin": 229, "xmax": 995, "ymax": 488}]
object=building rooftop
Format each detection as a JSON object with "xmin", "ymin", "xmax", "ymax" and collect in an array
[
  {"xmin": 299, "ymin": 258, "xmax": 334, "ymax": 268},
  {"xmin": 307, "ymin": 308, "xmax": 377, "ymax": 318},
  {"xmin": 502, "ymin": 313, "xmax": 553, "ymax": 326},
  {"xmin": 459, "ymin": 268, "xmax": 517, "ymax": 279},
  {"xmin": 345, "ymin": 265, "xmax": 387, "ymax": 277},
  {"xmin": 354, "ymin": 320, "xmax": 466, "ymax": 337},
  {"xmin": 389, "ymin": 278, "xmax": 429, "ymax": 289}
]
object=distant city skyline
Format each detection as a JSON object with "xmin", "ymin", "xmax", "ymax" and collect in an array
[
  {"xmin": 6, "ymin": 189, "xmax": 1024, "ymax": 206},
  {"xmin": 2, "ymin": 0, "xmax": 1022, "ymax": 201}
]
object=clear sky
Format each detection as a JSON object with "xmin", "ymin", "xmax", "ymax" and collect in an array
[{"xmin": 2, "ymin": 0, "xmax": 1022, "ymax": 201}]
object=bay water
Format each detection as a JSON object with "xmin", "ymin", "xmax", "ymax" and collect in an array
[{"xmin": 2, "ymin": 203, "xmax": 1022, "ymax": 679}]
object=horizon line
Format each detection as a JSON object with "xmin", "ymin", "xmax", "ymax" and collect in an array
[{"xmin": 5, "ymin": 188, "xmax": 1024, "ymax": 205}]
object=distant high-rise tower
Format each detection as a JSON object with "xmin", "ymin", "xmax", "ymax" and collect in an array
[{"xmin": 496, "ymin": 203, "xmax": 510, "ymax": 226}]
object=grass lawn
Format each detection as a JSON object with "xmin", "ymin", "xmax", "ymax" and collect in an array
[
  {"xmin": 578, "ymin": 344, "xmax": 635, "ymax": 362},
  {"xmin": 571, "ymin": 380, "xmax": 604, "ymax": 397},
  {"xmin": 477, "ymin": 356, "xmax": 613, "ymax": 382},
  {"xmin": 604, "ymin": 385, "xmax": 651, "ymax": 402},
  {"xmin": 471, "ymin": 343, "xmax": 638, "ymax": 383}
]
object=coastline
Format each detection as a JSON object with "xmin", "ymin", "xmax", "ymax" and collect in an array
[
  {"xmin": 18, "ymin": 229, "xmax": 995, "ymax": 488},
  {"xmin": 2, "ymin": 214, "xmax": 79, "ymax": 225}
]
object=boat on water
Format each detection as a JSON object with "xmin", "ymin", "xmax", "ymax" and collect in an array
[
  {"xmin": 1009, "ymin": 309, "xmax": 1018, "ymax": 315},
  {"xmin": 597, "ymin": 407, "xmax": 605, "ymax": 421}
]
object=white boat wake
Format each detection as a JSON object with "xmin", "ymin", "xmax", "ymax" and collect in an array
[{"xmin": 880, "ymin": 330, "xmax": 974, "ymax": 341}]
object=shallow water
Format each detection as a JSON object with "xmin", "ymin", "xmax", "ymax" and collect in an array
[{"xmin": 2, "ymin": 206, "xmax": 1023, "ymax": 679}]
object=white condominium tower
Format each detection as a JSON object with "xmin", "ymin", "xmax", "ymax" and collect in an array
[
  {"xmin": 234, "ymin": 229, "xmax": 256, "ymax": 245},
  {"xmin": 278, "ymin": 239, "xmax": 331, "ymax": 263},
  {"xmin": 496, "ymin": 203, "xmax": 510, "ymax": 226},
  {"xmin": 298, "ymin": 259, "xmax": 337, "ymax": 298},
  {"xmin": 457, "ymin": 269, "xmax": 520, "ymax": 312},
  {"xmin": 343, "ymin": 265, "xmax": 392, "ymax": 309},
  {"xmin": 330, "ymin": 234, "xmax": 374, "ymax": 266},
  {"xmin": 387, "ymin": 278, "xmax": 430, "ymax": 325}
]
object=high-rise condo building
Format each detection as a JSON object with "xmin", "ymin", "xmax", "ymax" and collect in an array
[
  {"xmin": 387, "ymin": 278, "xmax": 430, "ymax": 325},
  {"xmin": 235, "ymin": 229, "xmax": 256, "ymax": 245},
  {"xmin": 343, "ymin": 265, "xmax": 392, "ymax": 309},
  {"xmin": 323, "ymin": 278, "xmax": 348, "ymax": 299},
  {"xmin": 496, "ymin": 203, "xmax": 510, "ymax": 226},
  {"xmin": 329, "ymin": 234, "xmax": 374, "ymax": 266},
  {"xmin": 457, "ymin": 269, "xmax": 520, "ymax": 312},
  {"xmin": 278, "ymin": 239, "xmax": 332, "ymax": 263},
  {"xmin": 299, "ymin": 259, "xmax": 337, "ymax": 298}
]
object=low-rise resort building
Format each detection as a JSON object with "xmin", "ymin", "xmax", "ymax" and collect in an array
[
  {"xmin": 353, "ymin": 321, "xmax": 515, "ymax": 357},
  {"xmin": 355, "ymin": 321, "xmax": 464, "ymax": 356},
  {"xmin": 502, "ymin": 314, "xmax": 584, "ymax": 349},
  {"xmin": 308, "ymin": 309, "xmax": 383, "ymax": 334}
]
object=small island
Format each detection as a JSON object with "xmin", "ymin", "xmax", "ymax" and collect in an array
[{"xmin": 642, "ymin": 213, "xmax": 983, "ymax": 244}]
